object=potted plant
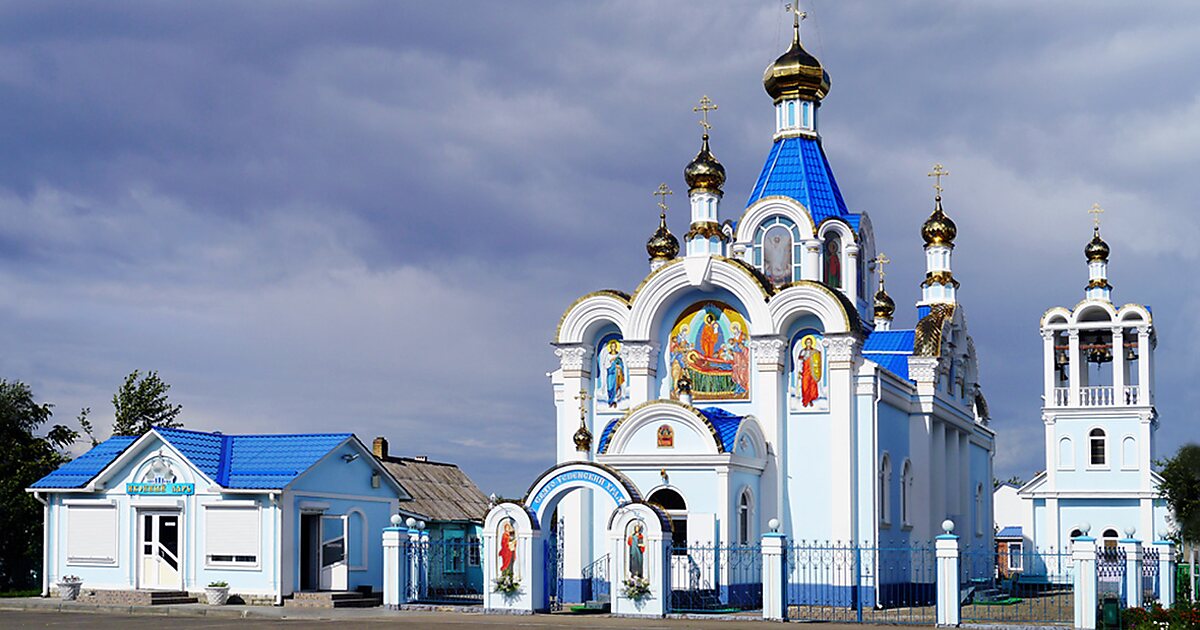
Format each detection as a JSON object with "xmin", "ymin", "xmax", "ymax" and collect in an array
[
  {"xmin": 620, "ymin": 575, "xmax": 651, "ymax": 601},
  {"xmin": 56, "ymin": 575, "xmax": 82, "ymax": 601},
  {"xmin": 205, "ymin": 581, "xmax": 230, "ymax": 606}
]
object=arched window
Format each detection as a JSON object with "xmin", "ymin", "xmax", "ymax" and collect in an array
[
  {"xmin": 346, "ymin": 508, "xmax": 368, "ymax": 570},
  {"xmin": 879, "ymin": 453, "xmax": 891, "ymax": 526},
  {"xmin": 1122, "ymin": 436, "xmax": 1137, "ymax": 469},
  {"xmin": 1102, "ymin": 528, "xmax": 1119, "ymax": 549},
  {"xmin": 737, "ymin": 489, "xmax": 753, "ymax": 545},
  {"xmin": 753, "ymin": 216, "xmax": 802, "ymax": 286},
  {"xmin": 1089, "ymin": 428, "xmax": 1107, "ymax": 466},
  {"xmin": 1058, "ymin": 436, "xmax": 1075, "ymax": 470},
  {"xmin": 974, "ymin": 483, "xmax": 984, "ymax": 536},
  {"xmin": 824, "ymin": 234, "xmax": 842, "ymax": 288},
  {"xmin": 648, "ymin": 488, "xmax": 688, "ymax": 553},
  {"xmin": 900, "ymin": 460, "xmax": 912, "ymax": 527}
]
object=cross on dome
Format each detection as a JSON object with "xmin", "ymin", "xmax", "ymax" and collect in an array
[
  {"xmin": 694, "ymin": 95, "xmax": 718, "ymax": 133},
  {"xmin": 575, "ymin": 389, "xmax": 590, "ymax": 422},
  {"xmin": 1089, "ymin": 202, "xmax": 1105, "ymax": 229},
  {"xmin": 873, "ymin": 253, "xmax": 891, "ymax": 284},
  {"xmin": 785, "ymin": 3, "xmax": 808, "ymax": 30},
  {"xmin": 928, "ymin": 163, "xmax": 950, "ymax": 196},
  {"xmin": 653, "ymin": 183, "xmax": 673, "ymax": 216}
]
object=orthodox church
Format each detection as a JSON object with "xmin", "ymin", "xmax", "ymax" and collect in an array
[{"xmin": 544, "ymin": 13, "xmax": 995, "ymax": 598}]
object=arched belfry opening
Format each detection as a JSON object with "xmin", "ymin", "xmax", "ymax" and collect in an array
[{"xmin": 647, "ymin": 487, "xmax": 688, "ymax": 552}]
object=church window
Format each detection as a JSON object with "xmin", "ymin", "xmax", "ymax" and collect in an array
[
  {"xmin": 1007, "ymin": 542, "xmax": 1024, "ymax": 571},
  {"xmin": 787, "ymin": 101, "xmax": 796, "ymax": 127},
  {"xmin": 753, "ymin": 216, "xmax": 802, "ymax": 286},
  {"xmin": 801, "ymin": 101, "xmax": 812, "ymax": 129},
  {"xmin": 648, "ymin": 488, "xmax": 688, "ymax": 553},
  {"xmin": 900, "ymin": 460, "xmax": 912, "ymax": 527},
  {"xmin": 1102, "ymin": 528, "xmax": 1119, "ymax": 549},
  {"xmin": 974, "ymin": 483, "xmax": 984, "ymax": 536},
  {"xmin": 878, "ymin": 453, "xmax": 891, "ymax": 526},
  {"xmin": 1089, "ymin": 428, "xmax": 1107, "ymax": 466},
  {"xmin": 824, "ymin": 234, "xmax": 842, "ymax": 288},
  {"xmin": 737, "ymin": 490, "xmax": 753, "ymax": 545}
]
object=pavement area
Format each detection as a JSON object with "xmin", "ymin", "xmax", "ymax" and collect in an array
[{"xmin": 0, "ymin": 599, "xmax": 934, "ymax": 629}]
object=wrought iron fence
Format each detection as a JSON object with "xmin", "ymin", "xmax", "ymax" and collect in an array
[
  {"xmin": 405, "ymin": 539, "xmax": 484, "ymax": 604},
  {"xmin": 785, "ymin": 540, "xmax": 937, "ymax": 625},
  {"xmin": 543, "ymin": 533, "xmax": 564, "ymax": 611},
  {"xmin": 581, "ymin": 553, "xmax": 610, "ymax": 604},
  {"xmin": 959, "ymin": 545, "xmax": 1074, "ymax": 625},
  {"xmin": 670, "ymin": 543, "xmax": 762, "ymax": 612},
  {"xmin": 1143, "ymin": 547, "xmax": 1160, "ymax": 602},
  {"xmin": 1097, "ymin": 546, "xmax": 1127, "ymax": 606}
]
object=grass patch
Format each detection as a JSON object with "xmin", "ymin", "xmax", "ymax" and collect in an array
[{"xmin": 0, "ymin": 590, "xmax": 41, "ymax": 598}]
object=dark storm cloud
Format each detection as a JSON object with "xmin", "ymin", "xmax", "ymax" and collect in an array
[{"xmin": 0, "ymin": 1, "xmax": 1197, "ymax": 495}]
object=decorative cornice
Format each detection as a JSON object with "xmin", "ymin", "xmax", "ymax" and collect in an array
[
  {"xmin": 555, "ymin": 346, "xmax": 594, "ymax": 372},
  {"xmin": 908, "ymin": 357, "xmax": 939, "ymax": 383},
  {"xmin": 749, "ymin": 337, "xmax": 787, "ymax": 367},
  {"xmin": 623, "ymin": 343, "xmax": 658, "ymax": 370},
  {"xmin": 825, "ymin": 334, "xmax": 859, "ymax": 364}
]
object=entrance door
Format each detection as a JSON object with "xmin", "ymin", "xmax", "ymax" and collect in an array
[
  {"xmin": 139, "ymin": 512, "xmax": 182, "ymax": 590},
  {"xmin": 319, "ymin": 515, "xmax": 348, "ymax": 590}
]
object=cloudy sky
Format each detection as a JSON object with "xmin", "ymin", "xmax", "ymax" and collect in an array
[{"xmin": 2, "ymin": 1, "xmax": 1197, "ymax": 497}]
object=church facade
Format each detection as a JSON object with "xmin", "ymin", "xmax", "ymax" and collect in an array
[{"xmin": 545, "ymin": 16, "xmax": 995, "ymax": 601}]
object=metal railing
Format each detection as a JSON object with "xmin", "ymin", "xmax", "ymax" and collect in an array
[
  {"xmin": 959, "ymin": 545, "xmax": 1074, "ymax": 625},
  {"xmin": 1097, "ymin": 547, "xmax": 1127, "ymax": 607},
  {"xmin": 405, "ymin": 539, "xmax": 484, "ymax": 604},
  {"xmin": 785, "ymin": 540, "xmax": 937, "ymax": 625},
  {"xmin": 1143, "ymin": 547, "xmax": 1160, "ymax": 602},
  {"xmin": 670, "ymin": 543, "xmax": 762, "ymax": 612},
  {"xmin": 581, "ymin": 553, "xmax": 610, "ymax": 604}
]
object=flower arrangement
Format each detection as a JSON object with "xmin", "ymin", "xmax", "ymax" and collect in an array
[
  {"xmin": 59, "ymin": 575, "xmax": 82, "ymax": 584},
  {"xmin": 621, "ymin": 575, "xmax": 651, "ymax": 600},
  {"xmin": 207, "ymin": 581, "xmax": 228, "ymax": 588},
  {"xmin": 493, "ymin": 572, "xmax": 521, "ymax": 596}
]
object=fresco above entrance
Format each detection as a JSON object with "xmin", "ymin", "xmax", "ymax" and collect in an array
[{"xmin": 668, "ymin": 301, "xmax": 750, "ymax": 401}]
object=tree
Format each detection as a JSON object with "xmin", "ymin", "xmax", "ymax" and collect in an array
[
  {"xmin": 0, "ymin": 380, "xmax": 77, "ymax": 591},
  {"xmin": 1158, "ymin": 444, "xmax": 1200, "ymax": 545},
  {"xmin": 110, "ymin": 370, "xmax": 183, "ymax": 437}
]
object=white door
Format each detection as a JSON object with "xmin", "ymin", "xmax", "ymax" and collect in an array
[
  {"xmin": 139, "ymin": 512, "xmax": 182, "ymax": 590},
  {"xmin": 319, "ymin": 515, "xmax": 348, "ymax": 590}
]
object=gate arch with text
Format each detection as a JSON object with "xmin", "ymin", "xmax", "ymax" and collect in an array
[{"xmin": 523, "ymin": 462, "xmax": 641, "ymax": 530}]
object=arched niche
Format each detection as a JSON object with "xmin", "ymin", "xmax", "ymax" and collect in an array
[
  {"xmin": 482, "ymin": 502, "xmax": 541, "ymax": 612},
  {"xmin": 555, "ymin": 291, "xmax": 631, "ymax": 345},
  {"xmin": 769, "ymin": 281, "xmax": 857, "ymax": 335},
  {"xmin": 627, "ymin": 258, "xmax": 773, "ymax": 340},
  {"xmin": 607, "ymin": 501, "xmax": 671, "ymax": 617},
  {"xmin": 1072, "ymin": 301, "xmax": 1117, "ymax": 325}
]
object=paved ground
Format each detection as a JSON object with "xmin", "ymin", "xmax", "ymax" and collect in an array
[{"xmin": 0, "ymin": 605, "xmax": 934, "ymax": 629}]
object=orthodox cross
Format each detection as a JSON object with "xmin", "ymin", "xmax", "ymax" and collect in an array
[
  {"xmin": 653, "ymin": 183, "xmax": 673, "ymax": 218},
  {"xmin": 1089, "ymin": 202, "xmax": 1105, "ymax": 229},
  {"xmin": 694, "ymin": 95, "xmax": 718, "ymax": 133},
  {"xmin": 928, "ymin": 163, "xmax": 950, "ymax": 196},
  {"xmin": 873, "ymin": 253, "xmax": 890, "ymax": 286},
  {"xmin": 785, "ymin": 3, "xmax": 807, "ymax": 29},
  {"xmin": 575, "ymin": 389, "xmax": 589, "ymax": 423}
]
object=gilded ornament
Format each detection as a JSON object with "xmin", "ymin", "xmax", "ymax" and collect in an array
[
  {"xmin": 684, "ymin": 134, "xmax": 726, "ymax": 194},
  {"xmin": 921, "ymin": 271, "xmax": 960, "ymax": 289},
  {"xmin": 763, "ymin": 5, "xmax": 830, "ymax": 102},
  {"xmin": 685, "ymin": 221, "xmax": 730, "ymax": 242},
  {"xmin": 913, "ymin": 303, "xmax": 956, "ymax": 357},
  {"xmin": 1084, "ymin": 227, "xmax": 1109, "ymax": 262}
]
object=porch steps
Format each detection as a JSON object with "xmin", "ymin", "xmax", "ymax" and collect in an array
[
  {"xmin": 285, "ymin": 590, "xmax": 383, "ymax": 608},
  {"xmin": 147, "ymin": 590, "xmax": 198, "ymax": 605}
]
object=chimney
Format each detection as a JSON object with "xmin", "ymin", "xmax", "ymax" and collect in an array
[{"xmin": 372, "ymin": 436, "xmax": 389, "ymax": 460}]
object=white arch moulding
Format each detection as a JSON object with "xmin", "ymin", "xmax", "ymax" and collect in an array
[
  {"xmin": 522, "ymin": 461, "xmax": 642, "ymax": 530},
  {"xmin": 555, "ymin": 290, "xmax": 632, "ymax": 345},
  {"xmin": 626, "ymin": 258, "xmax": 774, "ymax": 339},
  {"xmin": 735, "ymin": 196, "xmax": 817, "ymax": 242},
  {"xmin": 768, "ymin": 281, "xmax": 856, "ymax": 335},
  {"xmin": 601, "ymin": 400, "xmax": 727, "ymax": 456}
]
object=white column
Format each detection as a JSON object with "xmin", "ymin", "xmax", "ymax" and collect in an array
[
  {"xmin": 1073, "ymin": 536, "xmax": 1098, "ymax": 630},
  {"xmin": 1154, "ymin": 541, "xmax": 1175, "ymax": 609},
  {"xmin": 844, "ymin": 244, "xmax": 859, "ymax": 304},
  {"xmin": 959, "ymin": 433, "xmax": 971, "ymax": 533},
  {"xmin": 1111, "ymin": 327, "xmax": 1125, "ymax": 403},
  {"xmin": 751, "ymin": 337, "xmax": 787, "ymax": 525},
  {"xmin": 624, "ymin": 343, "xmax": 658, "ymax": 406},
  {"xmin": 802, "ymin": 240, "xmax": 821, "ymax": 281},
  {"xmin": 826, "ymin": 334, "xmax": 860, "ymax": 542},
  {"xmin": 1136, "ymin": 327, "xmax": 1151, "ymax": 406},
  {"xmin": 382, "ymin": 523, "xmax": 408, "ymax": 608},
  {"xmin": 1042, "ymin": 330, "xmax": 1055, "ymax": 404},
  {"xmin": 1045, "ymin": 498, "xmax": 1060, "ymax": 551},
  {"xmin": 762, "ymin": 532, "xmax": 787, "ymax": 621},
  {"xmin": 935, "ymin": 524, "xmax": 960, "ymax": 627},
  {"xmin": 1068, "ymin": 330, "xmax": 1081, "ymax": 406},
  {"xmin": 554, "ymin": 346, "xmax": 594, "ymax": 463},
  {"xmin": 1121, "ymin": 537, "xmax": 1142, "ymax": 609},
  {"xmin": 932, "ymin": 422, "xmax": 946, "ymax": 524}
]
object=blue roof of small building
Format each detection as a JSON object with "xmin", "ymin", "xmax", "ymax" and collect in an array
[
  {"xmin": 30, "ymin": 427, "xmax": 355, "ymax": 490},
  {"xmin": 696, "ymin": 407, "xmax": 743, "ymax": 452},
  {"xmin": 747, "ymin": 136, "xmax": 858, "ymax": 228},
  {"xmin": 997, "ymin": 526, "xmax": 1023, "ymax": 539},
  {"xmin": 29, "ymin": 435, "xmax": 138, "ymax": 489}
]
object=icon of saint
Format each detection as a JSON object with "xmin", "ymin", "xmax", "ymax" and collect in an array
[
  {"xmin": 699, "ymin": 312, "xmax": 723, "ymax": 359},
  {"xmin": 605, "ymin": 340, "xmax": 625, "ymax": 407},
  {"xmin": 627, "ymin": 522, "xmax": 645, "ymax": 579},
  {"xmin": 797, "ymin": 335, "xmax": 823, "ymax": 407},
  {"xmin": 498, "ymin": 520, "xmax": 517, "ymax": 576}
]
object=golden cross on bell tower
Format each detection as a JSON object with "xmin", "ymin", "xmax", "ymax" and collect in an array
[
  {"xmin": 873, "ymin": 253, "xmax": 891, "ymax": 285},
  {"xmin": 1089, "ymin": 202, "xmax": 1105, "ymax": 229},
  {"xmin": 575, "ymin": 389, "xmax": 589, "ymax": 422},
  {"xmin": 694, "ymin": 95, "xmax": 718, "ymax": 133},
  {"xmin": 785, "ymin": 3, "xmax": 807, "ymax": 29},
  {"xmin": 653, "ymin": 183, "xmax": 673, "ymax": 218},
  {"xmin": 928, "ymin": 163, "xmax": 950, "ymax": 196}
]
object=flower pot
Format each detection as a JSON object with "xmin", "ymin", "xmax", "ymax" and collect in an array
[
  {"xmin": 205, "ymin": 586, "xmax": 230, "ymax": 606},
  {"xmin": 57, "ymin": 582, "xmax": 82, "ymax": 601}
]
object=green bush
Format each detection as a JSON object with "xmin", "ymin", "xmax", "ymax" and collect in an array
[{"xmin": 1122, "ymin": 601, "xmax": 1200, "ymax": 629}]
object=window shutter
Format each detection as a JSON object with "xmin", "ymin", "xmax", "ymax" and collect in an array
[
  {"xmin": 67, "ymin": 505, "xmax": 117, "ymax": 562},
  {"xmin": 205, "ymin": 506, "xmax": 261, "ymax": 559}
]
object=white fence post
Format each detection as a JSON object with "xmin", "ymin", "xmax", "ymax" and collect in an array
[
  {"xmin": 382, "ymin": 517, "xmax": 409, "ymax": 608},
  {"xmin": 935, "ymin": 520, "xmax": 960, "ymax": 627},
  {"xmin": 1154, "ymin": 540, "xmax": 1175, "ymax": 609},
  {"xmin": 1073, "ymin": 534, "xmax": 1098, "ymax": 630},
  {"xmin": 762, "ymin": 525, "xmax": 787, "ymax": 621},
  {"xmin": 1120, "ymin": 535, "xmax": 1142, "ymax": 609}
]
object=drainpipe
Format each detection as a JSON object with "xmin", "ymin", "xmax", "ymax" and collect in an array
[
  {"xmin": 272, "ymin": 492, "xmax": 283, "ymax": 605},
  {"xmin": 33, "ymin": 492, "xmax": 49, "ymax": 597}
]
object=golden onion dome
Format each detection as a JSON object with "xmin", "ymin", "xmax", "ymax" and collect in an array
[
  {"xmin": 647, "ymin": 212, "xmax": 680, "ymax": 261},
  {"xmin": 921, "ymin": 196, "xmax": 957, "ymax": 248},
  {"xmin": 683, "ymin": 134, "xmax": 726, "ymax": 194},
  {"xmin": 762, "ymin": 21, "xmax": 831, "ymax": 102},
  {"xmin": 1085, "ymin": 227, "xmax": 1110, "ymax": 262},
  {"xmin": 874, "ymin": 284, "xmax": 895, "ymax": 321}
]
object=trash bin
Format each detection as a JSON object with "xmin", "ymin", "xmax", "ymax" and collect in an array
[{"xmin": 1099, "ymin": 596, "xmax": 1121, "ymax": 629}]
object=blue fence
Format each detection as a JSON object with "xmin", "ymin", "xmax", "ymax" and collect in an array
[
  {"xmin": 1143, "ymin": 547, "xmax": 1160, "ymax": 603},
  {"xmin": 785, "ymin": 541, "xmax": 937, "ymax": 624},
  {"xmin": 959, "ymin": 545, "xmax": 1074, "ymax": 624},
  {"xmin": 1097, "ymin": 546, "xmax": 1127, "ymax": 607},
  {"xmin": 405, "ymin": 539, "xmax": 484, "ymax": 604},
  {"xmin": 580, "ymin": 553, "xmax": 610, "ymax": 605},
  {"xmin": 670, "ymin": 544, "xmax": 763, "ymax": 612}
]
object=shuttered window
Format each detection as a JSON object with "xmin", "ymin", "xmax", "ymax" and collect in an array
[
  {"xmin": 205, "ymin": 506, "xmax": 261, "ymax": 567},
  {"xmin": 67, "ymin": 505, "xmax": 118, "ymax": 564}
]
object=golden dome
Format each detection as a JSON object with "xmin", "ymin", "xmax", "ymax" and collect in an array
[
  {"xmin": 684, "ymin": 134, "xmax": 726, "ymax": 194},
  {"xmin": 921, "ymin": 196, "xmax": 957, "ymax": 248},
  {"xmin": 647, "ymin": 212, "xmax": 680, "ymax": 261},
  {"xmin": 1085, "ymin": 227, "xmax": 1110, "ymax": 262},
  {"xmin": 762, "ymin": 20, "xmax": 830, "ymax": 103},
  {"xmin": 873, "ymin": 284, "xmax": 895, "ymax": 321}
]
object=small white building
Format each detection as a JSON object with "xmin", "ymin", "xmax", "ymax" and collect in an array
[{"xmin": 28, "ymin": 427, "xmax": 407, "ymax": 604}]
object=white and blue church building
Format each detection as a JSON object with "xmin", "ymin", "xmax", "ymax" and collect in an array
[
  {"xmin": 509, "ymin": 15, "xmax": 996, "ymax": 610},
  {"xmin": 27, "ymin": 426, "xmax": 406, "ymax": 603}
]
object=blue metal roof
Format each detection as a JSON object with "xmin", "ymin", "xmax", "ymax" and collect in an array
[
  {"xmin": 863, "ymin": 329, "xmax": 916, "ymax": 353},
  {"xmin": 29, "ymin": 435, "xmax": 138, "ymax": 489},
  {"xmin": 597, "ymin": 419, "xmax": 619, "ymax": 454},
  {"xmin": 997, "ymin": 526, "xmax": 1023, "ymax": 539},
  {"xmin": 697, "ymin": 407, "xmax": 743, "ymax": 453},
  {"xmin": 864, "ymin": 353, "xmax": 911, "ymax": 381},
  {"xmin": 31, "ymin": 427, "xmax": 354, "ymax": 490},
  {"xmin": 747, "ymin": 136, "xmax": 855, "ymax": 227}
]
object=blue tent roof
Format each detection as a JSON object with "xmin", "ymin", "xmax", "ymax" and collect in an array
[
  {"xmin": 696, "ymin": 407, "xmax": 743, "ymax": 453},
  {"xmin": 747, "ymin": 136, "xmax": 858, "ymax": 228},
  {"xmin": 29, "ymin": 435, "xmax": 137, "ymax": 489},
  {"xmin": 997, "ymin": 526, "xmax": 1023, "ymax": 539},
  {"xmin": 30, "ymin": 427, "xmax": 355, "ymax": 490},
  {"xmin": 863, "ymin": 329, "xmax": 915, "ymax": 353}
]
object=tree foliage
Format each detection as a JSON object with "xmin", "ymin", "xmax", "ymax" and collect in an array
[
  {"xmin": 1158, "ymin": 443, "xmax": 1200, "ymax": 545},
  {"xmin": 0, "ymin": 380, "xmax": 77, "ymax": 591},
  {"xmin": 110, "ymin": 370, "xmax": 183, "ymax": 437}
]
